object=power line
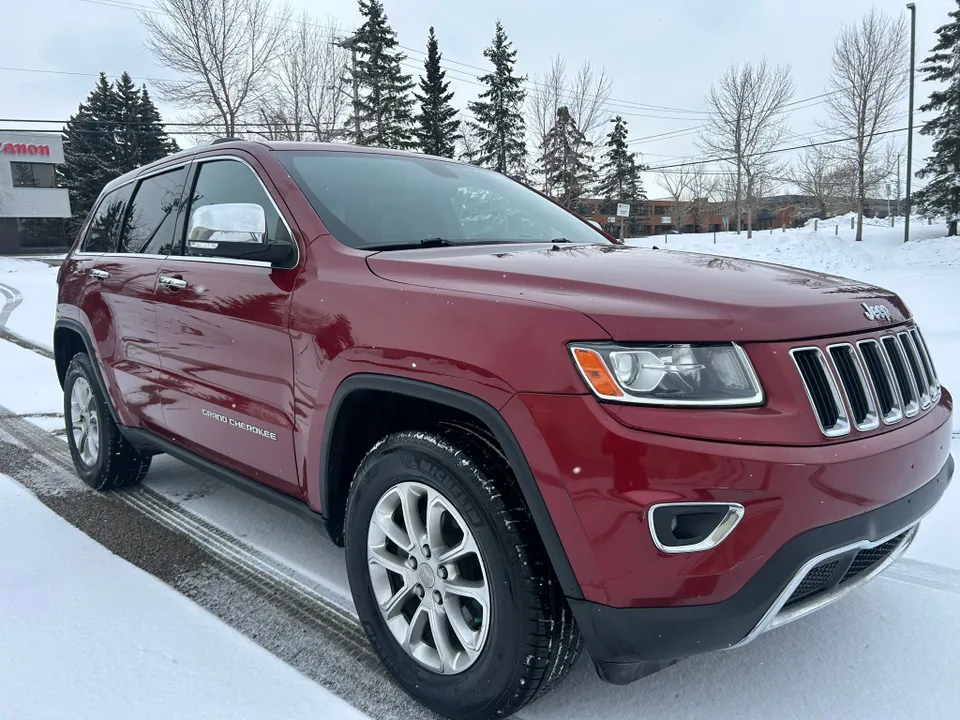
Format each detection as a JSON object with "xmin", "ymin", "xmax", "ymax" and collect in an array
[
  {"xmin": 645, "ymin": 125, "xmax": 911, "ymax": 172},
  {"xmin": 0, "ymin": 65, "xmax": 177, "ymax": 84}
]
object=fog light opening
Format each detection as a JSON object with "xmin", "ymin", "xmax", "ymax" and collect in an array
[{"xmin": 649, "ymin": 502, "xmax": 745, "ymax": 554}]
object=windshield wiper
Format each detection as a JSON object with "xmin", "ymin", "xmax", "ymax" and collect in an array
[
  {"xmin": 363, "ymin": 237, "xmax": 456, "ymax": 251},
  {"xmin": 365, "ymin": 237, "xmax": 522, "ymax": 251},
  {"xmin": 548, "ymin": 237, "xmax": 573, "ymax": 243}
]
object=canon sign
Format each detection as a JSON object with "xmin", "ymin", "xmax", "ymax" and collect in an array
[{"xmin": 2, "ymin": 143, "xmax": 51, "ymax": 157}]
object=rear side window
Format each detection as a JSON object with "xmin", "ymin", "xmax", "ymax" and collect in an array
[
  {"xmin": 79, "ymin": 184, "xmax": 133, "ymax": 253},
  {"xmin": 182, "ymin": 159, "xmax": 289, "ymax": 257},
  {"xmin": 119, "ymin": 167, "xmax": 188, "ymax": 255}
]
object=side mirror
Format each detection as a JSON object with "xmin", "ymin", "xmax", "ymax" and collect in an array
[{"xmin": 187, "ymin": 202, "xmax": 293, "ymax": 266}]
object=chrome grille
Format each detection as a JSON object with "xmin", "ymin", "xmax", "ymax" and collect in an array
[{"xmin": 794, "ymin": 327, "xmax": 941, "ymax": 437}]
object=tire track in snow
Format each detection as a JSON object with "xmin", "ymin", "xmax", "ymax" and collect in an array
[
  {"xmin": 0, "ymin": 406, "xmax": 438, "ymax": 720},
  {"xmin": 0, "ymin": 282, "xmax": 23, "ymax": 327}
]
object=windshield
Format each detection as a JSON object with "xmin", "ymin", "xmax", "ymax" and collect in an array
[{"xmin": 275, "ymin": 150, "xmax": 610, "ymax": 250}]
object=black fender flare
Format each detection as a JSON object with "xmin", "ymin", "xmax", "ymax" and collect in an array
[
  {"xmin": 319, "ymin": 373, "xmax": 584, "ymax": 601},
  {"xmin": 53, "ymin": 317, "xmax": 121, "ymax": 426}
]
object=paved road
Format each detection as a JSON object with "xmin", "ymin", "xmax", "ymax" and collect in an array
[{"xmin": 0, "ymin": 406, "xmax": 438, "ymax": 720}]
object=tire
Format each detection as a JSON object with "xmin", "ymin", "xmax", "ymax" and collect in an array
[
  {"xmin": 345, "ymin": 430, "xmax": 582, "ymax": 720},
  {"xmin": 63, "ymin": 352, "xmax": 151, "ymax": 490}
]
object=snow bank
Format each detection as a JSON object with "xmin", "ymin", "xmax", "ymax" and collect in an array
[{"xmin": 0, "ymin": 474, "xmax": 369, "ymax": 720}]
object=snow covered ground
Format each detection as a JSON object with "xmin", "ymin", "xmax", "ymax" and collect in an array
[
  {"xmin": 1, "ymin": 224, "xmax": 958, "ymax": 719},
  {"xmin": 0, "ymin": 256, "xmax": 58, "ymax": 348},
  {"xmin": 0, "ymin": 474, "xmax": 369, "ymax": 720}
]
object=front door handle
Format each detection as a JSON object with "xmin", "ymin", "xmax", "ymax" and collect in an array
[
  {"xmin": 158, "ymin": 275, "xmax": 188, "ymax": 290},
  {"xmin": 89, "ymin": 269, "xmax": 109, "ymax": 280}
]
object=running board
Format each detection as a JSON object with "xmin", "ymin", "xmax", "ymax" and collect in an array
[{"xmin": 120, "ymin": 426, "xmax": 334, "ymax": 541}]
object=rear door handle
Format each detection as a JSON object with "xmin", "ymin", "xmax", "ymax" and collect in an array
[
  {"xmin": 158, "ymin": 275, "xmax": 188, "ymax": 290},
  {"xmin": 89, "ymin": 269, "xmax": 109, "ymax": 280}
]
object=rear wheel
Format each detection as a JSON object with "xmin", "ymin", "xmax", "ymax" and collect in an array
[
  {"xmin": 63, "ymin": 353, "xmax": 151, "ymax": 490},
  {"xmin": 345, "ymin": 430, "xmax": 581, "ymax": 720}
]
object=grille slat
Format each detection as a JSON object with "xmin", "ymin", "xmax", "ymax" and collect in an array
[
  {"xmin": 857, "ymin": 339, "xmax": 902, "ymax": 424},
  {"xmin": 828, "ymin": 344, "xmax": 878, "ymax": 430},
  {"xmin": 910, "ymin": 328, "xmax": 940, "ymax": 399},
  {"xmin": 914, "ymin": 329, "xmax": 940, "ymax": 398},
  {"xmin": 898, "ymin": 332, "xmax": 931, "ymax": 409},
  {"xmin": 882, "ymin": 335, "xmax": 920, "ymax": 417},
  {"xmin": 791, "ymin": 348, "xmax": 849, "ymax": 436}
]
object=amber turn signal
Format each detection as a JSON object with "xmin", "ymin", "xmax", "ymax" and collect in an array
[{"xmin": 572, "ymin": 348, "xmax": 624, "ymax": 398}]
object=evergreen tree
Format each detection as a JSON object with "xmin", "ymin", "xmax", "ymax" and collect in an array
[
  {"xmin": 61, "ymin": 73, "xmax": 122, "ymax": 234},
  {"xmin": 114, "ymin": 72, "xmax": 145, "ymax": 172},
  {"xmin": 415, "ymin": 27, "xmax": 459, "ymax": 158},
  {"xmin": 597, "ymin": 116, "xmax": 647, "ymax": 235},
  {"xmin": 914, "ymin": 1, "xmax": 960, "ymax": 236},
  {"xmin": 61, "ymin": 72, "xmax": 178, "ymax": 232},
  {"xmin": 136, "ymin": 86, "xmax": 180, "ymax": 163},
  {"xmin": 467, "ymin": 22, "xmax": 527, "ymax": 179},
  {"xmin": 347, "ymin": 0, "xmax": 416, "ymax": 149},
  {"xmin": 541, "ymin": 107, "xmax": 593, "ymax": 210}
]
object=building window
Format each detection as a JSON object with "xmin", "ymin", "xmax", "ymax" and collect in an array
[
  {"xmin": 17, "ymin": 218, "xmax": 67, "ymax": 249},
  {"xmin": 654, "ymin": 205, "xmax": 669, "ymax": 215},
  {"xmin": 11, "ymin": 162, "xmax": 57, "ymax": 188}
]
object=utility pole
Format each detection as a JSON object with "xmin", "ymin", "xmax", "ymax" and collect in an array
[
  {"xmin": 338, "ymin": 34, "xmax": 362, "ymax": 145},
  {"xmin": 905, "ymin": 3, "xmax": 917, "ymax": 242},
  {"xmin": 896, "ymin": 153, "xmax": 902, "ymax": 217}
]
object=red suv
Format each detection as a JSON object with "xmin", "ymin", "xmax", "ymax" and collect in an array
[{"xmin": 55, "ymin": 140, "xmax": 953, "ymax": 720}]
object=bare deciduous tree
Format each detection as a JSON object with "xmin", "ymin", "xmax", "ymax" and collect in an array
[
  {"xmin": 790, "ymin": 144, "xmax": 844, "ymax": 218},
  {"xmin": 698, "ymin": 60, "xmax": 794, "ymax": 236},
  {"xmin": 657, "ymin": 167, "xmax": 695, "ymax": 232},
  {"xmin": 253, "ymin": 12, "xmax": 350, "ymax": 141},
  {"xmin": 141, "ymin": 0, "xmax": 291, "ymax": 138},
  {"xmin": 825, "ymin": 7, "xmax": 907, "ymax": 240},
  {"xmin": 528, "ymin": 56, "xmax": 611, "ymax": 192},
  {"xmin": 687, "ymin": 164, "xmax": 720, "ymax": 232}
]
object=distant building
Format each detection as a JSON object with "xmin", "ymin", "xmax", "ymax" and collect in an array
[
  {"xmin": 579, "ymin": 197, "xmax": 799, "ymax": 236},
  {"xmin": 0, "ymin": 132, "xmax": 72, "ymax": 255}
]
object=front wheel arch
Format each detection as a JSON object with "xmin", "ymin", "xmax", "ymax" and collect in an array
[{"xmin": 318, "ymin": 374, "xmax": 584, "ymax": 602}]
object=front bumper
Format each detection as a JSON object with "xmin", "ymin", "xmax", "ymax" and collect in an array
[{"xmin": 570, "ymin": 455, "xmax": 953, "ymax": 684}]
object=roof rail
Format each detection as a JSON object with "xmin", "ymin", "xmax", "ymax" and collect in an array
[{"xmin": 211, "ymin": 137, "xmax": 241, "ymax": 145}]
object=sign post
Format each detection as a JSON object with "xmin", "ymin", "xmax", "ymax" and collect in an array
[{"xmin": 616, "ymin": 203, "xmax": 630, "ymax": 243}]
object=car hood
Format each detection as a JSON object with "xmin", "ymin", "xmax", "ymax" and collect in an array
[{"xmin": 366, "ymin": 243, "xmax": 909, "ymax": 342}]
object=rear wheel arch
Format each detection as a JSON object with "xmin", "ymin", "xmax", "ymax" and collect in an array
[
  {"xmin": 318, "ymin": 373, "xmax": 584, "ymax": 601},
  {"xmin": 53, "ymin": 319, "xmax": 120, "ymax": 425}
]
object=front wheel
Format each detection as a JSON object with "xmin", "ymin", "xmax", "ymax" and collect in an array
[{"xmin": 345, "ymin": 431, "xmax": 581, "ymax": 720}]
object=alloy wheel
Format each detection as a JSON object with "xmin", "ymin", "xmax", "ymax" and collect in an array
[
  {"xmin": 70, "ymin": 377, "xmax": 100, "ymax": 467},
  {"xmin": 366, "ymin": 481, "xmax": 491, "ymax": 674}
]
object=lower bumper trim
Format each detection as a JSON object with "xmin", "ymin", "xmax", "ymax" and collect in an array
[
  {"xmin": 735, "ymin": 523, "xmax": 919, "ymax": 647},
  {"xmin": 571, "ymin": 454, "xmax": 953, "ymax": 681}
]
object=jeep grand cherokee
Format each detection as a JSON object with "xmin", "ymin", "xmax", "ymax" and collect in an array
[{"xmin": 55, "ymin": 140, "xmax": 953, "ymax": 720}]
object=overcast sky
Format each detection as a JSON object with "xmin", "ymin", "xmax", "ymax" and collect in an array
[{"xmin": 2, "ymin": 0, "xmax": 955, "ymax": 197}]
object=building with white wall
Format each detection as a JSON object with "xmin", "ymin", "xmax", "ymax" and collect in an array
[{"xmin": 0, "ymin": 132, "xmax": 72, "ymax": 254}]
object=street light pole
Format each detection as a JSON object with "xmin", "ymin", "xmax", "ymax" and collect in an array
[
  {"xmin": 905, "ymin": 3, "xmax": 917, "ymax": 242},
  {"xmin": 337, "ymin": 34, "xmax": 361, "ymax": 145}
]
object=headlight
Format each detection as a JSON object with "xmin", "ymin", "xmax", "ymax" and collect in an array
[{"xmin": 570, "ymin": 343, "xmax": 764, "ymax": 407}]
